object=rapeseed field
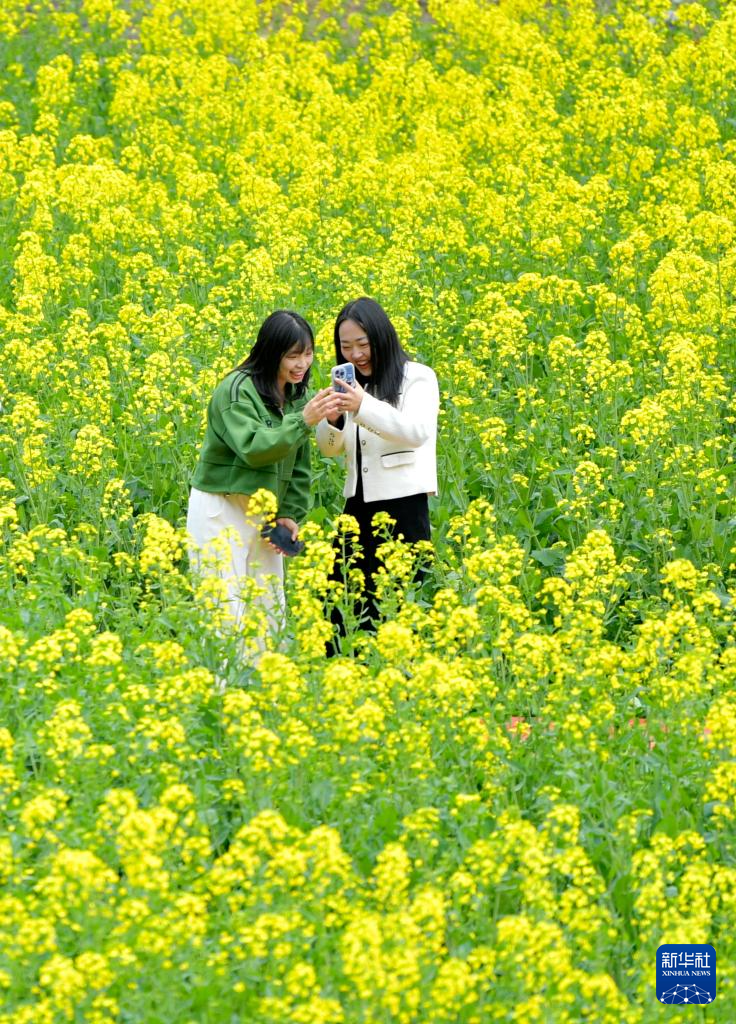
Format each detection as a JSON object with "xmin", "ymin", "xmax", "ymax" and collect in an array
[{"xmin": 2, "ymin": 0, "xmax": 736, "ymax": 1020}]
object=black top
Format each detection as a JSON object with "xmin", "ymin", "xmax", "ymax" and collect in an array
[{"xmin": 355, "ymin": 425, "xmax": 364, "ymax": 502}]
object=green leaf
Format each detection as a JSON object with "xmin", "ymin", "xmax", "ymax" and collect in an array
[{"xmin": 530, "ymin": 547, "xmax": 566, "ymax": 567}]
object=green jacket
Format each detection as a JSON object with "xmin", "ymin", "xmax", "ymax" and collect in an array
[{"xmin": 191, "ymin": 370, "xmax": 312, "ymax": 522}]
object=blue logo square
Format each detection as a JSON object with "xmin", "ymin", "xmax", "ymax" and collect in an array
[{"xmin": 657, "ymin": 944, "xmax": 716, "ymax": 1004}]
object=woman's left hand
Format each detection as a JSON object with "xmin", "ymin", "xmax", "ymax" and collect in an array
[
  {"xmin": 276, "ymin": 517, "xmax": 299, "ymax": 541},
  {"xmin": 336, "ymin": 380, "xmax": 364, "ymax": 414}
]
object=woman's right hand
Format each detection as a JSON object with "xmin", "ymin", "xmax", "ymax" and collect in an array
[{"xmin": 302, "ymin": 387, "xmax": 344, "ymax": 427}]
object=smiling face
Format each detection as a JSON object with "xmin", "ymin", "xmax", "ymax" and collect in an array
[
  {"xmin": 338, "ymin": 318, "xmax": 372, "ymax": 377},
  {"xmin": 277, "ymin": 341, "xmax": 314, "ymax": 392}
]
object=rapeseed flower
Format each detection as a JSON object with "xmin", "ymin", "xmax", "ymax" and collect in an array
[{"xmin": 2, "ymin": 1, "xmax": 736, "ymax": 1019}]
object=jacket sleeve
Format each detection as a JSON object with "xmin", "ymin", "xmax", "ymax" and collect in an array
[
  {"xmin": 353, "ymin": 368, "xmax": 439, "ymax": 447},
  {"xmin": 220, "ymin": 393, "xmax": 311, "ymax": 468},
  {"xmin": 278, "ymin": 438, "xmax": 311, "ymax": 523},
  {"xmin": 316, "ymin": 417, "xmax": 346, "ymax": 456}
]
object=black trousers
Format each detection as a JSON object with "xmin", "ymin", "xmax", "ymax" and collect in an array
[{"xmin": 330, "ymin": 490, "xmax": 431, "ymax": 636}]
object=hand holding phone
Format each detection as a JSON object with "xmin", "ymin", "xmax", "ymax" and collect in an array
[
  {"xmin": 331, "ymin": 362, "xmax": 356, "ymax": 392},
  {"xmin": 261, "ymin": 522, "xmax": 305, "ymax": 556},
  {"xmin": 330, "ymin": 363, "xmax": 364, "ymax": 415}
]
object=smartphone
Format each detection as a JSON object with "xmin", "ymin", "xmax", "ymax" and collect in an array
[
  {"xmin": 261, "ymin": 523, "xmax": 305, "ymax": 556},
  {"xmin": 331, "ymin": 362, "xmax": 356, "ymax": 391}
]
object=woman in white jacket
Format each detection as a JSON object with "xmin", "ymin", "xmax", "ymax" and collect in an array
[{"xmin": 317, "ymin": 297, "xmax": 440, "ymax": 628}]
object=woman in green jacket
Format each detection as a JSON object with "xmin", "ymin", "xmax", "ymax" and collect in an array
[{"xmin": 187, "ymin": 310, "xmax": 341, "ymax": 640}]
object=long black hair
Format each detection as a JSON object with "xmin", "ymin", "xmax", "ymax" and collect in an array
[
  {"xmin": 235, "ymin": 310, "xmax": 314, "ymax": 407},
  {"xmin": 334, "ymin": 297, "xmax": 408, "ymax": 407}
]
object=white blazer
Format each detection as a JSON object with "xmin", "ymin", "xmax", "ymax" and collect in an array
[{"xmin": 316, "ymin": 361, "xmax": 439, "ymax": 502}]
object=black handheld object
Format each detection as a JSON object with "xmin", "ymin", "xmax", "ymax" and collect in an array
[
  {"xmin": 261, "ymin": 522, "xmax": 305, "ymax": 556},
  {"xmin": 331, "ymin": 362, "xmax": 356, "ymax": 391}
]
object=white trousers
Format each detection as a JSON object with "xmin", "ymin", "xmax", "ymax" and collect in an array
[{"xmin": 186, "ymin": 487, "xmax": 284, "ymax": 639}]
